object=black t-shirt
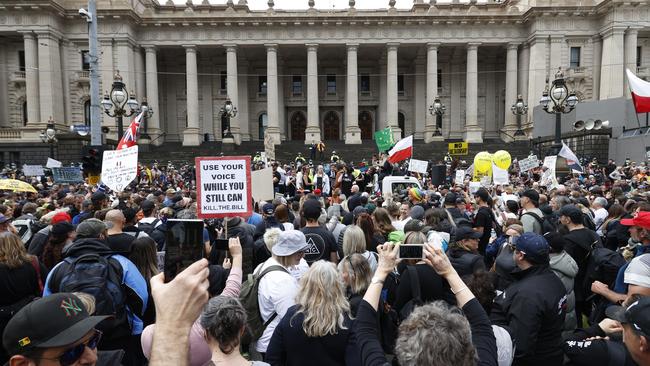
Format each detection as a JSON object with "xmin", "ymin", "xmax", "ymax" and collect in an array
[
  {"xmin": 473, "ymin": 206, "xmax": 493, "ymax": 255},
  {"xmin": 301, "ymin": 226, "xmax": 337, "ymax": 264},
  {"xmin": 563, "ymin": 228, "xmax": 598, "ymax": 267},
  {"xmin": 106, "ymin": 233, "xmax": 136, "ymax": 254},
  {"xmin": 273, "ymin": 171, "xmax": 281, "ymax": 188},
  {"xmin": 340, "ymin": 173, "xmax": 353, "ymax": 197}
]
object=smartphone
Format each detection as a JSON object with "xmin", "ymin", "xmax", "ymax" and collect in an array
[
  {"xmin": 398, "ymin": 244, "xmax": 425, "ymax": 260},
  {"xmin": 164, "ymin": 219, "xmax": 205, "ymax": 282},
  {"xmin": 213, "ymin": 238, "xmax": 229, "ymax": 251}
]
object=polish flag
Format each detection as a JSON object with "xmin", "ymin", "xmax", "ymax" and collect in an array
[
  {"xmin": 626, "ymin": 68, "xmax": 650, "ymax": 113},
  {"xmin": 387, "ymin": 135, "xmax": 413, "ymax": 164}
]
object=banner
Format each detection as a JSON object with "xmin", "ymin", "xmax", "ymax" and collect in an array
[
  {"xmin": 251, "ymin": 167, "xmax": 275, "ymax": 202},
  {"xmin": 541, "ymin": 156, "xmax": 559, "ymax": 188},
  {"xmin": 408, "ymin": 159, "xmax": 429, "ymax": 174},
  {"xmin": 46, "ymin": 158, "xmax": 62, "ymax": 168},
  {"xmin": 52, "ymin": 167, "xmax": 83, "ymax": 184},
  {"xmin": 448, "ymin": 142, "xmax": 469, "ymax": 155},
  {"xmin": 455, "ymin": 170, "xmax": 465, "ymax": 185},
  {"xmin": 101, "ymin": 146, "xmax": 139, "ymax": 192},
  {"xmin": 23, "ymin": 165, "xmax": 44, "ymax": 177},
  {"xmin": 196, "ymin": 156, "xmax": 252, "ymax": 219},
  {"xmin": 492, "ymin": 163, "xmax": 509, "ymax": 185},
  {"xmin": 518, "ymin": 155, "xmax": 539, "ymax": 172}
]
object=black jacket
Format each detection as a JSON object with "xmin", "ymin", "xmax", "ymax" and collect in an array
[
  {"xmin": 563, "ymin": 323, "xmax": 637, "ymax": 366},
  {"xmin": 447, "ymin": 247, "xmax": 486, "ymax": 277},
  {"xmin": 490, "ymin": 264, "xmax": 567, "ymax": 366},
  {"xmin": 225, "ymin": 219, "xmax": 254, "ymax": 276}
]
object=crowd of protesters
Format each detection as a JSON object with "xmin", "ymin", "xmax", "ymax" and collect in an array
[{"xmin": 0, "ymin": 152, "xmax": 649, "ymax": 366}]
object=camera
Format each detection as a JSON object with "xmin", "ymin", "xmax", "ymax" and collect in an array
[{"xmin": 78, "ymin": 8, "xmax": 92, "ymax": 22}]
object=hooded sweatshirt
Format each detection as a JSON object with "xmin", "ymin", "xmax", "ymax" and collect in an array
[{"xmin": 550, "ymin": 251, "xmax": 579, "ymax": 337}]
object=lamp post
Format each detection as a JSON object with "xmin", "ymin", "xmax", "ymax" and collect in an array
[
  {"xmin": 428, "ymin": 96, "xmax": 445, "ymax": 137},
  {"xmin": 139, "ymin": 98, "xmax": 155, "ymax": 140},
  {"xmin": 39, "ymin": 116, "xmax": 57, "ymax": 158},
  {"xmin": 510, "ymin": 94, "xmax": 528, "ymax": 137},
  {"xmin": 540, "ymin": 67, "xmax": 578, "ymax": 155},
  {"xmin": 101, "ymin": 71, "xmax": 140, "ymax": 141},
  {"xmin": 219, "ymin": 99, "xmax": 238, "ymax": 139}
]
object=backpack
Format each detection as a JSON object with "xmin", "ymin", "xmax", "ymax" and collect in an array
[
  {"xmin": 379, "ymin": 271, "xmax": 400, "ymax": 354},
  {"xmin": 522, "ymin": 212, "xmax": 557, "ymax": 235},
  {"xmin": 137, "ymin": 219, "xmax": 160, "ymax": 236},
  {"xmin": 399, "ymin": 266, "xmax": 423, "ymax": 321},
  {"xmin": 239, "ymin": 265, "xmax": 289, "ymax": 340},
  {"xmin": 583, "ymin": 244, "xmax": 626, "ymax": 292},
  {"xmin": 51, "ymin": 253, "xmax": 130, "ymax": 340}
]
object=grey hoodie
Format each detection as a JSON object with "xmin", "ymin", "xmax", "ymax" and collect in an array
[{"xmin": 550, "ymin": 250, "xmax": 579, "ymax": 337}]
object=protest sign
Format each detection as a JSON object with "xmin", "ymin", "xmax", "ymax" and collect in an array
[
  {"xmin": 252, "ymin": 167, "xmax": 274, "ymax": 202},
  {"xmin": 23, "ymin": 165, "xmax": 44, "ymax": 177},
  {"xmin": 492, "ymin": 164, "xmax": 509, "ymax": 185},
  {"xmin": 101, "ymin": 146, "xmax": 139, "ymax": 193},
  {"xmin": 196, "ymin": 156, "xmax": 252, "ymax": 219},
  {"xmin": 448, "ymin": 142, "xmax": 469, "ymax": 155},
  {"xmin": 46, "ymin": 158, "xmax": 62, "ymax": 168},
  {"xmin": 518, "ymin": 155, "xmax": 539, "ymax": 172},
  {"xmin": 469, "ymin": 181, "xmax": 481, "ymax": 195},
  {"xmin": 541, "ymin": 156, "xmax": 559, "ymax": 188},
  {"xmin": 52, "ymin": 167, "xmax": 83, "ymax": 184},
  {"xmin": 408, "ymin": 159, "xmax": 429, "ymax": 174},
  {"xmin": 454, "ymin": 170, "xmax": 465, "ymax": 185}
]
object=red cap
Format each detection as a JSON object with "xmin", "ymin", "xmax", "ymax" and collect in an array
[
  {"xmin": 313, "ymin": 188, "xmax": 322, "ymax": 195},
  {"xmin": 51, "ymin": 212, "xmax": 72, "ymax": 225},
  {"xmin": 621, "ymin": 211, "xmax": 650, "ymax": 229}
]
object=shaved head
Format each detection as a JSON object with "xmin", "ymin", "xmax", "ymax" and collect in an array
[{"xmin": 105, "ymin": 209, "xmax": 125, "ymax": 223}]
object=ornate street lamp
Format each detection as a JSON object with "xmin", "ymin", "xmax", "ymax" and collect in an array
[
  {"xmin": 540, "ymin": 67, "xmax": 578, "ymax": 154},
  {"xmin": 219, "ymin": 99, "xmax": 238, "ymax": 139},
  {"xmin": 139, "ymin": 98, "xmax": 155, "ymax": 139},
  {"xmin": 428, "ymin": 96, "xmax": 445, "ymax": 137},
  {"xmin": 39, "ymin": 116, "xmax": 57, "ymax": 158},
  {"xmin": 510, "ymin": 94, "xmax": 528, "ymax": 137},
  {"xmin": 101, "ymin": 71, "xmax": 139, "ymax": 141}
]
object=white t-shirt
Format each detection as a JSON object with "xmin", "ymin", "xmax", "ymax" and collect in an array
[{"xmin": 594, "ymin": 207, "xmax": 608, "ymax": 235}]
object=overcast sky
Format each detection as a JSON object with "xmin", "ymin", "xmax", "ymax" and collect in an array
[{"xmin": 174, "ymin": 0, "xmax": 486, "ymax": 10}]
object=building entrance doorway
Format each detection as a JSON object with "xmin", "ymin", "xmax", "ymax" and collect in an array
[{"xmin": 323, "ymin": 111, "xmax": 340, "ymax": 140}]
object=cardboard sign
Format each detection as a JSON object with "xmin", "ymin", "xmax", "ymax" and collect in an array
[
  {"xmin": 448, "ymin": 142, "xmax": 469, "ymax": 155},
  {"xmin": 251, "ymin": 167, "xmax": 275, "ymax": 202},
  {"xmin": 23, "ymin": 165, "xmax": 44, "ymax": 177},
  {"xmin": 101, "ymin": 146, "xmax": 139, "ymax": 193},
  {"xmin": 469, "ymin": 181, "xmax": 481, "ymax": 195},
  {"xmin": 196, "ymin": 156, "xmax": 252, "ymax": 219},
  {"xmin": 408, "ymin": 159, "xmax": 429, "ymax": 174},
  {"xmin": 46, "ymin": 158, "xmax": 62, "ymax": 168},
  {"xmin": 52, "ymin": 167, "xmax": 83, "ymax": 184},
  {"xmin": 541, "ymin": 156, "xmax": 559, "ymax": 188},
  {"xmin": 492, "ymin": 164, "xmax": 509, "ymax": 185},
  {"xmin": 518, "ymin": 155, "xmax": 539, "ymax": 172},
  {"xmin": 455, "ymin": 170, "xmax": 465, "ymax": 185}
]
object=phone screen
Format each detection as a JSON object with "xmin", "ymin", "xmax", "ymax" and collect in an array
[
  {"xmin": 164, "ymin": 219, "xmax": 205, "ymax": 282},
  {"xmin": 398, "ymin": 244, "xmax": 424, "ymax": 260}
]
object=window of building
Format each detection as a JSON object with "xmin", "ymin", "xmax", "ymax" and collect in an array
[
  {"xmin": 638, "ymin": 46, "xmax": 643, "ymax": 68},
  {"xmin": 360, "ymin": 74, "xmax": 370, "ymax": 93},
  {"xmin": 570, "ymin": 47, "xmax": 581, "ymax": 68},
  {"xmin": 437, "ymin": 69, "xmax": 442, "ymax": 89},
  {"xmin": 327, "ymin": 74, "xmax": 336, "ymax": 94},
  {"xmin": 81, "ymin": 50, "xmax": 90, "ymax": 71},
  {"xmin": 22, "ymin": 101, "xmax": 27, "ymax": 126},
  {"xmin": 84, "ymin": 100, "xmax": 91, "ymax": 126},
  {"xmin": 259, "ymin": 113, "xmax": 268, "ymax": 139},
  {"xmin": 292, "ymin": 75, "xmax": 303, "ymax": 95},
  {"xmin": 258, "ymin": 76, "xmax": 267, "ymax": 95},
  {"xmin": 220, "ymin": 71, "xmax": 227, "ymax": 91},
  {"xmin": 397, "ymin": 74, "xmax": 405, "ymax": 95},
  {"xmin": 18, "ymin": 51, "xmax": 25, "ymax": 72}
]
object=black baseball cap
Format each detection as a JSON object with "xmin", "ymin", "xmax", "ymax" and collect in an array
[
  {"xmin": 91, "ymin": 191, "xmax": 107, "ymax": 203},
  {"xmin": 520, "ymin": 189, "xmax": 540, "ymax": 204},
  {"xmin": 3, "ymin": 293, "xmax": 109, "ymax": 356},
  {"xmin": 559, "ymin": 204, "xmax": 584, "ymax": 223},
  {"xmin": 302, "ymin": 199, "xmax": 322, "ymax": 220},
  {"xmin": 444, "ymin": 192, "xmax": 457, "ymax": 205},
  {"xmin": 606, "ymin": 297, "xmax": 650, "ymax": 337},
  {"xmin": 455, "ymin": 226, "xmax": 481, "ymax": 240},
  {"xmin": 140, "ymin": 200, "xmax": 155, "ymax": 214}
]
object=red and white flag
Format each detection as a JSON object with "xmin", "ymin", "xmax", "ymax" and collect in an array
[
  {"xmin": 626, "ymin": 68, "xmax": 650, "ymax": 113},
  {"xmin": 387, "ymin": 135, "xmax": 413, "ymax": 164},
  {"xmin": 117, "ymin": 111, "xmax": 144, "ymax": 150}
]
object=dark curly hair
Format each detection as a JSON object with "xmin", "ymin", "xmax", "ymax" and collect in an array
[
  {"xmin": 464, "ymin": 271, "xmax": 496, "ymax": 315},
  {"xmin": 199, "ymin": 296, "xmax": 247, "ymax": 355}
]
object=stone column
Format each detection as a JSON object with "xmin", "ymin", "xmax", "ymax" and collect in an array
[
  {"xmin": 549, "ymin": 36, "xmax": 564, "ymax": 75},
  {"xmin": 464, "ymin": 43, "xmax": 482, "ymax": 143},
  {"xmin": 527, "ymin": 36, "xmax": 547, "ymax": 125},
  {"xmin": 424, "ymin": 43, "xmax": 440, "ymax": 142},
  {"xmin": 377, "ymin": 57, "xmax": 387, "ymax": 130},
  {"xmin": 0, "ymin": 45, "xmax": 7, "ymax": 126},
  {"xmin": 518, "ymin": 43, "xmax": 530, "ymax": 104},
  {"xmin": 37, "ymin": 32, "xmax": 64, "ymax": 124},
  {"xmin": 265, "ymin": 44, "xmax": 281, "ymax": 144},
  {"xmin": 99, "ymin": 40, "xmax": 115, "ymax": 128},
  {"xmin": 134, "ymin": 47, "xmax": 146, "ymax": 108},
  {"xmin": 450, "ymin": 49, "xmax": 462, "ymax": 139},
  {"xmin": 414, "ymin": 57, "xmax": 426, "ymax": 140},
  {"xmin": 345, "ymin": 43, "xmax": 361, "ymax": 144},
  {"xmin": 277, "ymin": 58, "xmax": 287, "ymax": 140},
  {"xmin": 144, "ymin": 46, "xmax": 161, "ymax": 142},
  {"xmin": 624, "ymin": 28, "xmax": 639, "ymax": 98},
  {"xmin": 115, "ymin": 40, "xmax": 135, "ymax": 92},
  {"xmin": 592, "ymin": 35, "xmax": 602, "ymax": 100},
  {"xmin": 238, "ymin": 61, "xmax": 251, "ymax": 141},
  {"xmin": 503, "ymin": 43, "xmax": 519, "ymax": 134},
  {"xmin": 600, "ymin": 27, "xmax": 625, "ymax": 99},
  {"xmin": 225, "ymin": 44, "xmax": 241, "ymax": 142},
  {"xmin": 23, "ymin": 33, "xmax": 40, "ymax": 124},
  {"xmin": 183, "ymin": 46, "xmax": 200, "ymax": 146},
  {"xmin": 305, "ymin": 44, "xmax": 321, "ymax": 144},
  {"xmin": 60, "ymin": 41, "xmax": 71, "ymax": 124},
  {"xmin": 386, "ymin": 43, "xmax": 400, "ymax": 140}
]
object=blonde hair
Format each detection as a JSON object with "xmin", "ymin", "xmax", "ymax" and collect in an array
[
  {"xmin": 294, "ymin": 261, "xmax": 350, "ymax": 337},
  {"xmin": 273, "ymin": 253, "xmax": 297, "ymax": 268},
  {"xmin": 338, "ymin": 253, "xmax": 372, "ymax": 295},
  {"xmin": 263, "ymin": 227, "xmax": 283, "ymax": 252},
  {"xmin": 0, "ymin": 232, "xmax": 33, "ymax": 268},
  {"xmin": 73, "ymin": 292, "xmax": 96, "ymax": 315},
  {"xmin": 342, "ymin": 225, "xmax": 366, "ymax": 257}
]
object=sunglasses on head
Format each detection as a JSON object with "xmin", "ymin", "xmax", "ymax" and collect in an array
[{"xmin": 40, "ymin": 330, "xmax": 102, "ymax": 366}]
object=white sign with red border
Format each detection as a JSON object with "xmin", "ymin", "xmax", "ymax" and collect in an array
[{"xmin": 196, "ymin": 156, "xmax": 252, "ymax": 219}]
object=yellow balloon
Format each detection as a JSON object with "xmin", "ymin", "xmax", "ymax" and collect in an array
[
  {"xmin": 493, "ymin": 150, "xmax": 512, "ymax": 170},
  {"xmin": 474, "ymin": 152, "xmax": 493, "ymax": 174}
]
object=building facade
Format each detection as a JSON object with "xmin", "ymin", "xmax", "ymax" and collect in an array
[{"xmin": 0, "ymin": 0, "xmax": 649, "ymax": 157}]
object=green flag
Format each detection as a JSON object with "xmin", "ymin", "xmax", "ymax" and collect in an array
[{"xmin": 374, "ymin": 128, "xmax": 394, "ymax": 152}]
